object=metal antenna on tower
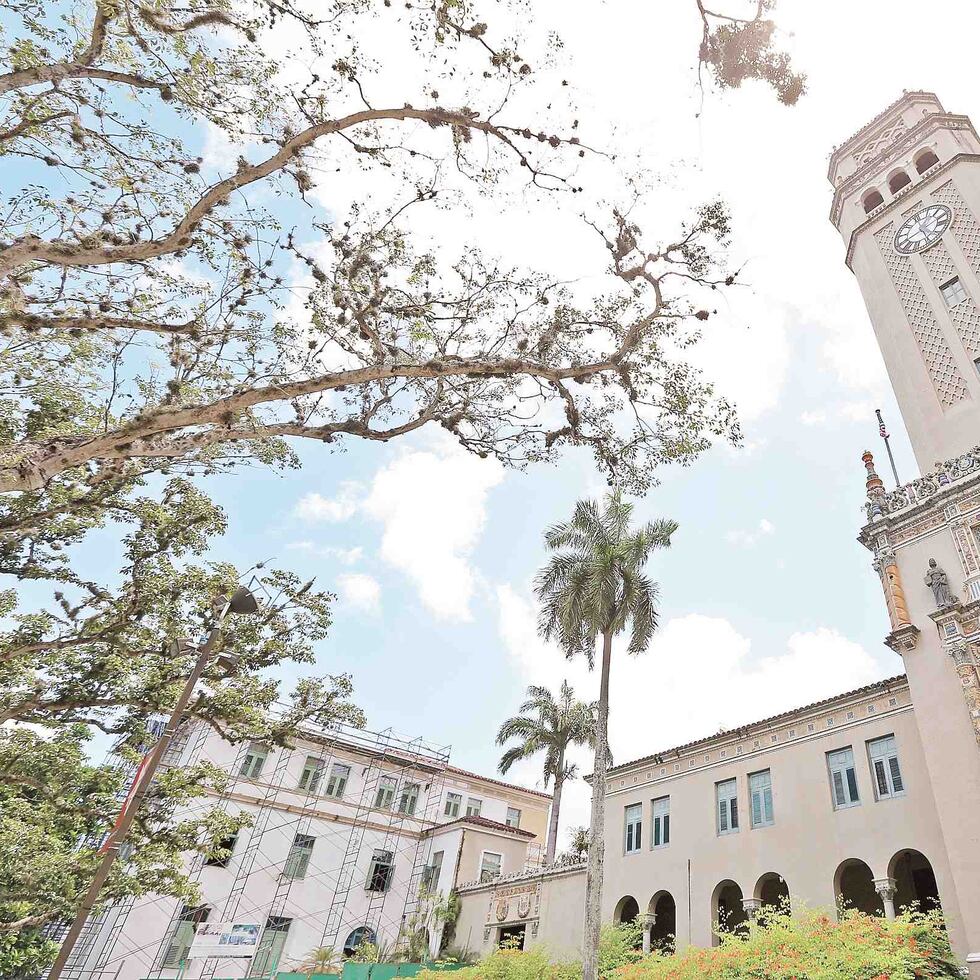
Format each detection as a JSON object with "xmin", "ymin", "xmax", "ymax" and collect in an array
[{"xmin": 876, "ymin": 409, "xmax": 901, "ymax": 487}]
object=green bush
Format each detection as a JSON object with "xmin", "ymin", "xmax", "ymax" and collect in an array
[
  {"xmin": 416, "ymin": 924, "xmax": 640, "ymax": 980},
  {"xmin": 614, "ymin": 908, "xmax": 961, "ymax": 980}
]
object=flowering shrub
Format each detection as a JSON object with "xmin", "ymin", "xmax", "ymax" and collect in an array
[{"xmin": 615, "ymin": 908, "xmax": 961, "ymax": 980}]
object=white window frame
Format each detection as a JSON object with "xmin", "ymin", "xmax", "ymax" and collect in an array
[
  {"xmin": 422, "ymin": 850, "xmax": 444, "ymax": 893},
  {"xmin": 624, "ymin": 802, "xmax": 643, "ymax": 853},
  {"xmin": 465, "ymin": 797, "xmax": 482, "ymax": 817},
  {"xmin": 505, "ymin": 806, "xmax": 521, "ymax": 829},
  {"xmin": 716, "ymin": 778, "xmax": 739, "ymax": 835},
  {"xmin": 748, "ymin": 769, "xmax": 775, "ymax": 829},
  {"xmin": 940, "ymin": 276, "xmax": 968, "ymax": 307},
  {"xmin": 375, "ymin": 775, "xmax": 397, "ymax": 809},
  {"xmin": 444, "ymin": 791, "xmax": 462, "ymax": 818},
  {"xmin": 868, "ymin": 735, "xmax": 905, "ymax": 800},
  {"xmin": 479, "ymin": 850, "xmax": 503, "ymax": 882},
  {"xmin": 160, "ymin": 907, "xmax": 208, "ymax": 969},
  {"xmin": 298, "ymin": 755, "xmax": 324, "ymax": 793},
  {"xmin": 248, "ymin": 916, "xmax": 291, "ymax": 979},
  {"xmin": 651, "ymin": 796, "xmax": 670, "ymax": 849},
  {"xmin": 324, "ymin": 763, "xmax": 350, "ymax": 800},
  {"xmin": 827, "ymin": 747, "xmax": 860, "ymax": 809}
]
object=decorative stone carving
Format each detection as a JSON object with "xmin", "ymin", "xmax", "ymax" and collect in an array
[
  {"xmin": 885, "ymin": 623, "xmax": 921, "ymax": 654},
  {"xmin": 925, "ymin": 559, "xmax": 958, "ymax": 608},
  {"xmin": 742, "ymin": 898, "xmax": 763, "ymax": 918},
  {"xmin": 530, "ymin": 920, "xmax": 539, "ymax": 939},
  {"xmin": 495, "ymin": 899, "xmax": 510, "ymax": 922},
  {"xmin": 874, "ymin": 877, "xmax": 898, "ymax": 920},
  {"xmin": 483, "ymin": 926, "xmax": 491, "ymax": 943},
  {"xmin": 517, "ymin": 895, "xmax": 531, "ymax": 919},
  {"xmin": 875, "ymin": 224, "xmax": 969, "ymax": 409}
]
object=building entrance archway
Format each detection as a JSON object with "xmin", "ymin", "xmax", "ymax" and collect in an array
[
  {"xmin": 890, "ymin": 849, "xmax": 941, "ymax": 915},
  {"xmin": 834, "ymin": 859, "xmax": 884, "ymax": 917}
]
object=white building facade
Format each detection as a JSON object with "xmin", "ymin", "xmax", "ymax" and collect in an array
[{"xmin": 67, "ymin": 721, "xmax": 550, "ymax": 980}]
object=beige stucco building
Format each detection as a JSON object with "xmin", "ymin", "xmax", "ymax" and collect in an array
[{"xmin": 455, "ymin": 91, "xmax": 980, "ymax": 977}]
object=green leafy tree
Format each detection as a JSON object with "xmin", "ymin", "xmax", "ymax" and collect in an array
[
  {"xmin": 496, "ymin": 681, "xmax": 597, "ymax": 864},
  {"xmin": 0, "ymin": 0, "xmax": 800, "ymax": 970},
  {"xmin": 535, "ymin": 492, "xmax": 676, "ymax": 980}
]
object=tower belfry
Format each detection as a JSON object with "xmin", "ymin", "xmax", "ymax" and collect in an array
[
  {"xmin": 834, "ymin": 93, "xmax": 980, "ymax": 978},
  {"xmin": 829, "ymin": 91, "xmax": 980, "ymax": 470}
]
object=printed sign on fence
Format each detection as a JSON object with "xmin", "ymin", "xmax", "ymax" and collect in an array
[{"xmin": 188, "ymin": 921, "xmax": 261, "ymax": 958}]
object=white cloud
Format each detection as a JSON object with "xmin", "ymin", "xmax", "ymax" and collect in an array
[
  {"xmin": 337, "ymin": 573, "xmax": 381, "ymax": 613},
  {"xmin": 725, "ymin": 517, "xmax": 776, "ymax": 548},
  {"xmin": 800, "ymin": 400, "xmax": 877, "ymax": 428},
  {"xmin": 495, "ymin": 585, "xmax": 883, "ymax": 832},
  {"xmin": 294, "ymin": 483, "xmax": 362, "ymax": 523},
  {"xmin": 363, "ymin": 435, "xmax": 504, "ymax": 621},
  {"xmin": 287, "ymin": 541, "xmax": 364, "ymax": 564}
]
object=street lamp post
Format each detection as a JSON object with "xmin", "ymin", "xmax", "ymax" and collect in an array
[{"xmin": 46, "ymin": 586, "xmax": 259, "ymax": 980}]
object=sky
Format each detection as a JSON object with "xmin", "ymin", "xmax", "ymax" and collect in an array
[{"xmin": 178, "ymin": 0, "xmax": 980, "ymax": 841}]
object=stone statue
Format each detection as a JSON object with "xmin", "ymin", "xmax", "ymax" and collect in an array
[{"xmin": 924, "ymin": 558, "xmax": 956, "ymax": 608}]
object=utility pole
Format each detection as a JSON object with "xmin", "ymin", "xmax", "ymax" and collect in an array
[{"xmin": 47, "ymin": 586, "xmax": 259, "ymax": 980}]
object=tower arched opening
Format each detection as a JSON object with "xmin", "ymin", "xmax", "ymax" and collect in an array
[
  {"xmin": 863, "ymin": 189, "xmax": 884, "ymax": 213},
  {"xmin": 888, "ymin": 170, "xmax": 912, "ymax": 194},
  {"xmin": 834, "ymin": 859, "xmax": 884, "ymax": 917},
  {"xmin": 914, "ymin": 149, "xmax": 940, "ymax": 174}
]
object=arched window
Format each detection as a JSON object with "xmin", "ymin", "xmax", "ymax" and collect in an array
[
  {"xmin": 863, "ymin": 190, "xmax": 884, "ymax": 214},
  {"xmin": 343, "ymin": 926, "xmax": 377, "ymax": 958},
  {"xmin": 915, "ymin": 149, "xmax": 940, "ymax": 174},
  {"xmin": 614, "ymin": 896, "xmax": 640, "ymax": 925},
  {"xmin": 889, "ymin": 170, "xmax": 912, "ymax": 194}
]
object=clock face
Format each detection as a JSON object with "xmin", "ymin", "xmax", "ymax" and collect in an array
[{"xmin": 893, "ymin": 204, "xmax": 952, "ymax": 255}]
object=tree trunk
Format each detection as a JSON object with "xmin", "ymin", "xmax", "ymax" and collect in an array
[
  {"xmin": 582, "ymin": 629, "xmax": 613, "ymax": 980},
  {"xmin": 545, "ymin": 755, "xmax": 564, "ymax": 865}
]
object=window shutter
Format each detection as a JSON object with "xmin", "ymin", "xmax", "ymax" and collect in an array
[
  {"xmin": 764, "ymin": 786, "xmax": 773, "ymax": 823},
  {"xmin": 653, "ymin": 817, "xmax": 660, "ymax": 847},
  {"xmin": 635, "ymin": 822, "xmax": 641, "ymax": 849},
  {"xmin": 751, "ymin": 789, "xmax": 762, "ymax": 827},
  {"xmin": 663, "ymin": 813, "xmax": 670, "ymax": 845},
  {"xmin": 730, "ymin": 798, "xmax": 738, "ymax": 829},
  {"xmin": 832, "ymin": 770, "xmax": 845, "ymax": 806},
  {"xmin": 718, "ymin": 799, "xmax": 728, "ymax": 832},
  {"xmin": 888, "ymin": 756, "xmax": 904, "ymax": 793},
  {"xmin": 874, "ymin": 759, "xmax": 889, "ymax": 796},
  {"xmin": 845, "ymin": 767, "xmax": 859, "ymax": 803}
]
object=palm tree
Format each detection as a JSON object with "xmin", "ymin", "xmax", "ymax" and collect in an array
[
  {"xmin": 535, "ymin": 491, "xmax": 676, "ymax": 980},
  {"xmin": 496, "ymin": 680, "xmax": 597, "ymax": 864},
  {"xmin": 297, "ymin": 945, "xmax": 343, "ymax": 978}
]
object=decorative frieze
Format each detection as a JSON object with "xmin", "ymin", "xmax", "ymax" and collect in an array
[{"xmin": 865, "ymin": 446, "xmax": 980, "ymax": 522}]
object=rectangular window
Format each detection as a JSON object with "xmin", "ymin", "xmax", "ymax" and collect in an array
[
  {"xmin": 248, "ymin": 916, "xmax": 291, "ymax": 978},
  {"xmin": 398, "ymin": 782, "xmax": 420, "ymax": 815},
  {"xmin": 444, "ymin": 791, "xmax": 462, "ymax": 818},
  {"xmin": 422, "ymin": 850, "xmax": 444, "ymax": 892},
  {"xmin": 160, "ymin": 906, "xmax": 208, "ymax": 969},
  {"xmin": 828, "ymin": 747, "xmax": 860, "ymax": 809},
  {"xmin": 324, "ymin": 763, "xmax": 350, "ymax": 800},
  {"xmin": 749, "ymin": 770, "xmax": 774, "ymax": 828},
  {"xmin": 624, "ymin": 802, "xmax": 643, "ymax": 853},
  {"xmin": 716, "ymin": 778, "xmax": 739, "ymax": 835},
  {"xmin": 375, "ymin": 775, "xmax": 397, "ymax": 809},
  {"xmin": 366, "ymin": 849, "xmax": 394, "ymax": 892},
  {"xmin": 465, "ymin": 797, "xmax": 482, "ymax": 817},
  {"xmin": 480, "ymin": 851, "xmax": 502, "ymax": 882},
  {"xmin": 298, "ymin": 755, "xmax": 324, "ymax": 793},
  {"xmin": 651, "ymin": 796, "xmax": 670, "ymax": 848},
  {"xmin": 505, "ymin": 807, "xmax": 521, "ymax": 829},
  {"xmin": 239, "ymin": 744, "xmax": 268, "ymax": 780},
  {"xmin": 283, "ymin": 833, "xmax": 315, "ymax": 879},
  {"xmin": 868, "ymin": 735, "xmax": 905, "ymax": 799},
  {"xmin": 204, "ymin": 832, "xmax": 238, "ymax": 868},
  {"xmin": 940, "ymin": 276, "xmax": 968, "ymax": 307}
]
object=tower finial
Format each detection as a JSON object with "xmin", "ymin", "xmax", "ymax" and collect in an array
[{"xmin": 863, "ymin": 451, "xmax": 886, "ymax": 518}]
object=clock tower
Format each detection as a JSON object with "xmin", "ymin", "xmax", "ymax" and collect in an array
[
  {"xmin": 830, "ymin": 91, "xmax": 980, "ymax": 471},
  {"xmin": 832, "ymin": 93, "xmax": 980, "ymax": 978}
]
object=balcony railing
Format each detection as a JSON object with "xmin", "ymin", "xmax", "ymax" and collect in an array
[{"xmin": 866, "ymin": 445, "xmax": 980, "ymax": 521}]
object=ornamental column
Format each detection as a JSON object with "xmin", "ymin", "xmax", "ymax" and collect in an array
[
  {"xmin": 641, "ymin": 914, "xmax": 655, "ymax": 955},
  {"xmin": 874, "ymin": 878, "xmax": 898, "ymax": 921},
  {"xmin": 741, "ymin": 899, "xmax": 762, "ymax": 920}
]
